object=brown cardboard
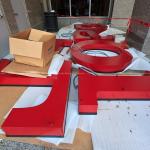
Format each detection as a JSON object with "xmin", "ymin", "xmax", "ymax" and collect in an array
[
  {"xmin": 0, "ymin": 129, "xmax": 93, "ymax": 150},
  {"xmin": 0, "ymin": 87, "xmax": 26, "ymax": 125},
  {"xmin": 9, "ymin": 28, "xmax": 56, "ymax": 67},
  {"xmin": 0, "ymin": 86, "xmax": 93, "ymax": 150},
  {"xmin": 2, "ymin": 61, "xmax": 50, "ymax": 78}
]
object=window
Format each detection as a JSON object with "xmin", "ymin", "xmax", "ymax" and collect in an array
[
  {"xmin": 72, "ymin": 0, "xmax": 89, "ymax": 16},
  {"xmin": 50, "ymin": 0, "xmax": 111, "ymax": 17},
  {"xmin": 51, "ymin": 0, "xmax": 70, "ymax": 16}
]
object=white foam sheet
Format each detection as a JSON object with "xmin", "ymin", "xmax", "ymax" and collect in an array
[
  {"xmin": 47, "ymin": 50, "xmax": 72, "ymax": 76},
  {"xmin": 3, "ymin": 54, "xmax": 14, "ymax": 60},
  {"xmin": 12, "ymin": 87, "xmax": 51, "ymax": 108},
  {"xmin": 0, "ymin": 129, "xmax": 4, "ymax": 134},
  {"xmin": 100, "ymin": 27, "xmax": 126, "ymax": 43},
  {"xmin": 48, "ymin": 54, "xmax": 65, "ymax": 76},
  {"xmin": 115, "ymin": 35, "xmax": 126, "ymax": 43},
  {"xmin": 77, "ymin": 115, "xmax": 95, "ymax": 133},
  {"xmin": 91, "ymin": 101, "xmax": 150, "ymax": 150},
  {"xmin": 125, "ymin": 48, "xmax": 150, "ymax": 71}
]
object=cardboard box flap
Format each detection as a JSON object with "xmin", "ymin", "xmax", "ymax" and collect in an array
[
  {"xmin": 29, "ymin": 29, "xmax": 55, "ymax": 42},
  {"xmin": 9, "ymin": 38, "xmax": 43, "ymax": 59},
  {"xmin": 11, "ymin": 29, "xmax": 31, "ymax": 40},
  {"xmin": 2, "ymin": 61, "xmax": 50, "ymax": 78},
  {"xmin": 39, "ymin": 35, "xmax": 55, "ymax": 42}
]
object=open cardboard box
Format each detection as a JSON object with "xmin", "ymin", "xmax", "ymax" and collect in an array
[{"xmin": 9, "ymin": 29, "xmax": 56, "ymax": 67}]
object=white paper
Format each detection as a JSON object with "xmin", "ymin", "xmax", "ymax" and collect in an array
[
  {"xmin": 48, "ymin": 54, "xmax": 65, "ymax": 76},
  {"xmin": 83, "ymin": 50, "xmax": 118, "ymax": 57},
  {"xmin": 115, "ymin": 35, "xmax": 126, "ymax": 43},
  {"xmin": 92, "ymin": 101, "xmax": 150, "ymax": 150},
  {"xmin": 100, "ymin": 27, "xmax": 126, "ymax": 36},
  {"xmin": 1, "ymin": 84, "xmax": 79, "ymax": 145},
  {"xmin": 0, "ymin": 129, "xmax": 4, "ymax": 134},
  {"xmin": 4, "ymin": 87, "xmax": 51, "ymax": 119},
  {"xmin": 3, "ymin": 54, "xmax": 14, "ymax": 60},
  {"xmin": 38, "ymin": 101, "xmax": 79, "ymax": 145}
]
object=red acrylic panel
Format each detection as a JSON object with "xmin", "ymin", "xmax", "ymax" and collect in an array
[
  {"xmin": 79, "ymin": 69, "xmax": 150, "ymax": 114},
  {"xmin": 1, "ymin": 61, "xmax": 72, "ymax": 136}
]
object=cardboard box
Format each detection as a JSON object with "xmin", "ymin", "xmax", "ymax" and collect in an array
[{"xmin": 9, "ymin": 28, "xmax": 56, "ymax": 67}]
